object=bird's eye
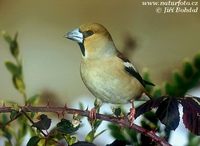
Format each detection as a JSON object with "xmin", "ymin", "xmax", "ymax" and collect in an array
[{"xmin": 82, "ymin": 30, "xmax": 94, "ymax": 38}]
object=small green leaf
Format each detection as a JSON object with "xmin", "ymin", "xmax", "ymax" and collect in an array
[
  {"xmin": 2, "ymin": 31, "xmax": 12, "ymax": 43},
  {"xmin": 5, "ymin": 141, "xmax": 11, "ymax": 146},
  {"xmin": 10, "ymin": 110, "xmax": 18, "ymax": 120},
  {"xmin": 92, "ymin": 120, "xmax": 102, "ymax": 130},
  {"xmin": 27, "ymin": 95, "xmax": 40, "ymax": 104},
  {"xmin": 12, "ymin": 75, "xmax": 25, "ymax": 93},
  {"xmin": 183, "ymin": 61, "xmax": 194, "ymax": 78},
  {"xmin": 68, "ymin": 136, "xmax": 77, "ymax": 145},
  {"xmin": 5, "ymin": 61, "xmax": 21, "ymax": 76},
  {"xmin": 142, "ymin": 69, "xmax": 154, "ymax": 92},
  {"xmin": 27, "ymin": 136, "xmax": 41, "ymax": 146},
  {"xmin": 2, "ymin": 113, "xmax": 8, "ymax": 125},
  {"xmin": 3, "ymin": 131, "xmax": 12, "ymax": 144},
  {"xmin": 153, "ymin": 87, "xmax": 162, "ymax": 97},
  {"xmin": 173, "ymin": 71, "xmax": 184, "ymax": 88},
  {"xmin": 108, "ymin": 124, "xmax": 123, "ymax": 140},
  {"xmin": 18, "ymin": 119, "xmax": 28, "ymax": 144},
  {"xmin": 165, "ymin": 82, "xmax": 175, "ymax": 96},
  {"xmin": 37, "ymin": 139, "xmax": 46, "ymax": 146},
  {"xmin": 94, "ymin": 98, "xmax": 102, "ymax": 109},
  {"xmin": 10, "ymin": 33, "xmax": 19, "ymax": 58},
  {"xmin": 194, "ymin": 53, "xmax": 200, "ymax": 70},
  {"xmin": 108, "ymin": 124, "xmax": 134, "ymax": 143},
  {"xmin": 85, "ymin": 130, "xmax": 95, "ymax": 143},
  {"xmin": 113, "ymin": 107, "xmax": 122, "ymax": 117},
  {"xmin": 79, "ymin": 102, "xmax": 84, "ymax": 110},
  {"xmin": 143, "ymin": 112, "xmax": 158, "ymax": 125},
  {"xmin": 56, "ymin": 119, "xmax": 79, "ymax": 134}
]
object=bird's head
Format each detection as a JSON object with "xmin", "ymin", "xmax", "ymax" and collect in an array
[{"xmin": 65, "ymin": 23, "xmax": 117, "ymax": 59}]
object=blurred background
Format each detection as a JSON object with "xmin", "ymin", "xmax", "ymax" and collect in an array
[{"xmin": 0, "ymin": 0, "xmax": 200, "ymax": 145}]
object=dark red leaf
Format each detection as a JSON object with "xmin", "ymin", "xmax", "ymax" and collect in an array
[
  {"xmin": 156, "ymin": 97, "xmax": 180, "ymax": 130},
  {"xmin": 135, "ymin": 96, "xmax": 165, "ymax": 118},
  {"xmin": 180, "ymin": 97, "xmax": 200, "ymax": 135}
]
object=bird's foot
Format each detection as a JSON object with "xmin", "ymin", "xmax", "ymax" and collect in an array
[
  {"xmin": 128, "ymin": 107, "xmax": 135, "ymax": 126},
  {"xmin": 89, "ymin": 107, "xmax": 97, "ymax": 120}
]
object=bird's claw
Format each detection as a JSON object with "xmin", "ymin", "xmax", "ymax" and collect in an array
[
  {"xmin": 89, "ymin": 107, "xmax": 97, "ymax": 120},
  {"xmin": 128, "ymin": 107, "xmax": 135, "ymax": 126}
]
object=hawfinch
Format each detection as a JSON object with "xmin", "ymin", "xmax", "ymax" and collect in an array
[{"xmin": 65, "ymin": 23, "xmax": 154, "ymax": 122}]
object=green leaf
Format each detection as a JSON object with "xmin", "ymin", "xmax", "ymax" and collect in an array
[
  {"xmin": 142, "ymin": 69, "xmax": 154, "ymax": 92},
  {"xmin": 108, "ymin": 124, "xmax": 138, "ymax": 144},
  {"xmin": 187, "ymin": 133, "xmax": 200, "ymax": 146},
  {"xmin": 194, "ymin": 53, "xmax": 200, "ymax": 70},
  {"xmin": 37, "ymin": 139, "xmax": 46, "ymax": 146},
  {"xmin": 10, "ymin": 110, "xmax": 18, "ymax": 120},
  {"xmin": 1, "ymin": 113, "xmax": 8, "ymax": 125},
  {"xmin": 3, "ymin": 132, "xmax": 12, "ymax": 143},
  {"xmin": 143, "ymin": 112, "xmax": 159, "ymax": 126},
  {"xmin": 5, "ymin": 61, "xmax": 21, "ymax": 76},
  {"xmin": 173, "ymin": 71, "xmax": 184, "ymax": 88},
  {"xmin": 85, "ymin": 130, "xmax": 95, "ymax": 143},
  {"xmin": 108, "ymin": 124, "xmax": 125, "ymax": 140},
  {"xmin": 68, "ymin": 136, "xmax": 77, "ymax": 145},
  {"xmin": 12, "ymin": 75, "xmax": 25, "ymax": 93},
  {"xmin": 5, "ymin": 141, "xmax": 11, "ymax": 146},
  {"xmin": 92, "ymin": 120, "xmax": 102, "ymax": 130},
  {"xmin": 18, "ymin": 119, "xmax": 28, "ymax": 145},
  {"xmin": 183, "ymin": 61, "xmax": 194, "ymax": 78},
  {"xmin": 165, "ymin": 82, "xmax": 175, "ymax": 96},
  {"xmin": 10, "ymin": 33, "xmax": 19, "ymax": 58},
  {"xmin": 113, "ymin": 107, "xmax": 122, "ymax": 117},
  {"xmin": 27, "ymin": 136, "xmax": 41, "ymax": 146},
  {"xmin": 2, "ymin": 31, "xmax": 12, "ymax": 43},
  {"xmin": 27, "ymin": 95, "xmax": 40, "ymax": 104},
  {"xmin": 152, "ymin": 87, "xmax": 162, "ymax": 97},
  {"xmin": 56, "ymin": 119, "xmax": 79, "ymax": 134},
  {"xmin": 79, "ymin": 102, "xmax": 84, "ymax": 110}
]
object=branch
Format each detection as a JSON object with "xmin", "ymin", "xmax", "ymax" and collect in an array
[{"xmin": 0, "ymin": 105, "xmax": 171, "ymax": 146}]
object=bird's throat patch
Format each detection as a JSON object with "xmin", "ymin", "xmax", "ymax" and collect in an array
[{"xmin": 78, "ymin": 43, "xmax": 85, "ymax": 56}]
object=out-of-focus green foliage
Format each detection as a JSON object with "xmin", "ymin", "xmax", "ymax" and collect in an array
[{"xmin": 0, "ymin": 32, "xmax": 105, "ymax": 146}]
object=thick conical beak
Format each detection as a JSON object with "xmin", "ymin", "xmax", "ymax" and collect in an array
[{"xmin": 65, "ymin": 28, "xmax": 83, "ymax": 43}]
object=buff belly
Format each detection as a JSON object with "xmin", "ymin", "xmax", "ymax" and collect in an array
[{"xmin": 80, "ymin": 58, "xmax": 144, "ymax": 104}]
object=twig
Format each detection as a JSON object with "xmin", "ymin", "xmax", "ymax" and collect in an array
[
  {"xmin": 20, "ymin": 109, "xmax": 47, "ymax": 137},
  {"xmin": 0, "ymin": 105, "xmax": 171, "ymax": 146}
]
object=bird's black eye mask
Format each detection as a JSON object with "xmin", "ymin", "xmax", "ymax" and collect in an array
[
  {"xmin": 78, "ymin": 30, "xmax": 94, "ymax": 57},
  {"xmin": 82, "ymin": 30, "xmax": 94, "ymax": 38}
]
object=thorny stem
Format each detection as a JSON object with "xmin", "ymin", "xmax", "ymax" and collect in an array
[{"xmin": 0, "ymin": 105, "xmax": 171, "ymax": 146}]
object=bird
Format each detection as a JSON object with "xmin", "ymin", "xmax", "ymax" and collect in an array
[{"xmin": 65, "ymin": 23, "xmax": 154, "ymax": 123}]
